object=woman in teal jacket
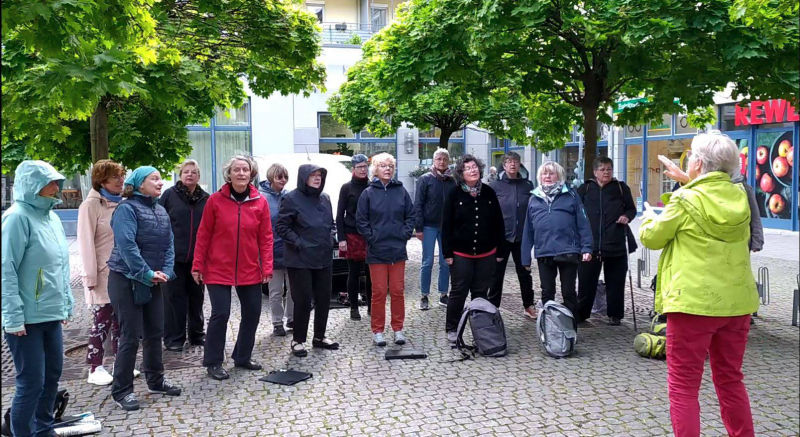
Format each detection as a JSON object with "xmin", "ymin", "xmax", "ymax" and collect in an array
[
  {"xmin": 2, "ymin": 160, "xmax": 74, "ymax": 437},
  {"xmin": 640, "ymin": 132, "xmax": 759, "ymax": 437}
]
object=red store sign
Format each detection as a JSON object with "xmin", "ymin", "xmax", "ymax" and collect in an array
[{"xmin": 735, "ymin": 99, "xmax": 800, "ymax": 126}]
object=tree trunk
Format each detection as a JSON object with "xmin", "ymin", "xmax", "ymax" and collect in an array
[
  {"xmin": 581, "ymin": 105, "xmax": 598, "ymax": 182},
  {"xmin": 438, "ymin": 127, "xmax": 454, "ymax": 150},
  {"xmin": 90, "ymin": 97, "xmax": 110, "ymax": 163}
]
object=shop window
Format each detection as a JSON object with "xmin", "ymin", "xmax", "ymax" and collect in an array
[
  {"xmin": 719, "ymin": 104, "xmax": 750, "ymax": 131},
  {"xmin": 626, "ymin": 144, "xmax": 643, "ymax": 211},
  {"xmin": 557, "ymin": 147, "xmax": 580, "ymax": 186},
  {"xmin": 754, "ymin": 129, "xmax": 793, "ymax": 220},
  {"xmin": 418, "ymin": 142, "xmax": 465, "ymax": 166},
  {"xmin": 319, "ymin": 142, "xmax": 396, "ymax": 158},
  {"xmin": 676, "ymin": 114, "xmax": 702, "ymax": 135},
  {"xmin": 418, "ymin": 127, "xmax": 464, "ymax": 139},
  {"xmin": 647, "ymin": 138, "xmax": 691, "ymax": 206},
  {"xmin": 648, "ymin": 114, "xmax": 672, "ymax": 136},
  {"xmin": 624, "ymin": 125, "xmax": 644, "ymax": 138}
]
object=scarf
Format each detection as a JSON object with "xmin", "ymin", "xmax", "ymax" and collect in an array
[
  {"xmin": 460, "ymin": 180, "xmax": 482, "ymax": 198},
  {"xmin": 229, "ymin": 183, "xmax": 249, "ymax": 202},
  {"xmin": 431, "ymin": 166, "xmax": 452, "ymax": 181},
  {"xmin": 175, "ymin": 181, "xmax": 205, "ymax": 204},
  {"xmin": 99, "ymin": 188, "xmax": 122, "ymax": 203},
  {"xmin": 540, "ymin": 183, "xmax": 563, "ymax": 204}
]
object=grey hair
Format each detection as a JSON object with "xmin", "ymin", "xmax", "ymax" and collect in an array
[
  {"xmin": 370, "ymin": 152, "xmax": 396, "ymax": 177},
  {"xmin": 222, "ymin": 154, "xmax": 259, "ymax": 184},
  {"xmin": 433, "ymin": 148, "xmax": 450, "ymax": 160},
  {"xmin": 690, "ymin": 132, "xmax": 739, "ymax": 176},
  {"xmin": 502, "ymin": 151, "xmax": 521, "ymax": 163},
  {"xmin": 177, "ymin": 159, "xmax": 200, "ymax": 176},
  {"xmin": 536, "ymin": 161, "xmax": 566, "ymax": 185}
]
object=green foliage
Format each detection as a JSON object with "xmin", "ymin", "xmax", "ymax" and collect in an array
[
  {"xmin": 408, "ymin": 166, "xmax": 430, "ymax": 178},
  {"xmin": 328, "ymin": 0, "xmax": 529, "ymax": 149},
  {"xmin": 2, "ymin": 0, "xmax": 326, "ymax": 174},
  {"xmin": 346, "ymin": 34, "xmax": 362, "ymax": 45}
]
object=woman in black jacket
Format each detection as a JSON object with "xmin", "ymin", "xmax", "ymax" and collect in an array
[
  {"xmin": 336, "ymin": 154, "xmax": 372, "ymax": 321},
  {"xmin": 441, "ymin": 154, "xmax": 505, "ymax": 344},
  {"xmin": 276, "ymin": 164, "xmax": 339, "ymax": 357},
  {"xmin": 576, "ymin": 157, "xmax": 637, "ymax": 325},
  {"xmin": 159, "ymin": 159, "xmax": 209, "ymax": 351},
  {"xmin": 356, "ymin": 153, "xmax": 415, "ymax": 347}
]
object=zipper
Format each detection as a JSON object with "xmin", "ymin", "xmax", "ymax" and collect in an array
[
  {"xmin": 234, "ymin": 202, "xmax": 241, "ymax": 285},
  {"xmin": 598, "ymin": 184, "xmax": 603, "ymax": 257},
  {"xmin": 35, "ymin": 268, "xmax": 44, "ymax": 307},
  {"xmin": 185, "ymin": 209, "xmax": 194, "ymax": 263}
]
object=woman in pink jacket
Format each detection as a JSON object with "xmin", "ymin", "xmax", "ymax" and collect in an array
[{"xmin": 77, "ymin": 160, "xmax": 139, "ymax": 385}]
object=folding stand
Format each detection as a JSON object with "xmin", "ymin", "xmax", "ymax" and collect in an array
[
  {"xmin": 260, "ymin": 370, "xmax": 313, "ymax": 385},
  {"xmin": 384, "ymin": 348, "xmax": 427, "ymax": 360}
]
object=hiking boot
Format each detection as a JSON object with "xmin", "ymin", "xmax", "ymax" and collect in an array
[
  {"xmin": 115, "ymin": 393, "xmax": 139, "ymax": 411},
  {"xmin": 87, "ymin": 365, "xmax": 113, "ymax": 386},
  {"xmin": 394, "ymin": 331, "xmax": 407, "ymax": 345},
  {"xmin": 350, "ymin": 307, "xmax": 361, "ymax": 320},
  {"xmin": 608, "ymin": 316, "xmax": 621, "ymax": 326},
  {"xmin": 438, "ymin": 294, "xmax": 448, "ymax": 307},
  {"xmin": 373, "ymin": 332, "xmax": 387, "ymax": 347},
  {"xmin": 419, "ymin": 296, "xmax": 430, "ymax": 311},
  {"xmin": 273, "ymin": 324, "xmax": 286, "ymax": 336},
  {"xmin": 148, "ymin": 379, "xmax": 182, "ymax": 396}
]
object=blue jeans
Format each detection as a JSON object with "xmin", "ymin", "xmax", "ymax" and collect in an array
[
  {"xmin": 4, "ymin": 320, "xmax": 63, "ymax": 437},
  {"xmin": 420, "ymin": 226, "xmax": 449, "ymax": 296}
]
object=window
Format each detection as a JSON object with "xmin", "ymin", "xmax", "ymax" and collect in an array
[
  {"xmin": 371, "ymin": 7, "xmax": 387, "ymax": 31},
  {"xmin": 418, "ymin": 127, "xmax": 464, "ymax": 139},
  {"xmin": 755, "ymin": 129, "xmax": 793, "ymax": 220},
  {"xmin": 557, "ymin": 147, "xmax": 580, "ymax": 186},
  {"xmin": 320, "ymin": 113, "xmax": 355, "ymax": 138},
  {"xmin": 185, "ymin": 100, "xmax": 252, "ymax": 191},
  {"xmin": 648, "ymin": 114, "xmax": 672, "ymax": 136},
  {"xmin": 624, "ymin": 125, "xmax": 644, "ymax": 138},
  {"xmin": 319, "ymin": 142, "xmax": 395, "ymax": 157},
  {"xmin": 676, "ymin": 114, "xmax": 702, "ymax": 134},
  {"xmin": 307, "ymin": 3, "xmax": 323, "ymax": 22},
  {"xmin": 626, "ymin": 144, "xmax": 643, "ymax": 211},
  {"xmin": 719, "ymin": 104, "xmax": 749, "ymax": 131},
  {"xmin": 418, "ymin": 142, "xmax": 465, "ymax": 166}
]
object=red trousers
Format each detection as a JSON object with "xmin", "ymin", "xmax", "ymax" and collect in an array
[
  {"xmin": 666, "ymin": 312, "xmax": 753, "ymax": 437},
  {"xmin": 369, "ymin": 262, "xmax": 405, "ymax": 334}
]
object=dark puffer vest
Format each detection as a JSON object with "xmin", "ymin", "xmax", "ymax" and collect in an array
[{"xmin": 107, "ymin": 195, "xmax": 174, "ymax": 284}]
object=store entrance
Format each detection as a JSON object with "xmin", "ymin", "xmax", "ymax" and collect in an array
[{"xmin": 647, "ymin": 139, "xmax": 691, "ymax": 206}]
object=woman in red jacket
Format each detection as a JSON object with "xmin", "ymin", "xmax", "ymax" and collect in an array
[{"xmin": 192, "ymin": 155, "xmax": 273, "ymax": 381}]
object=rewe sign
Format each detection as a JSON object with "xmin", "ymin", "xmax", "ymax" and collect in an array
[{"xmin": 735, "ymin": 99, "xmax": 800, "ymax": 126}]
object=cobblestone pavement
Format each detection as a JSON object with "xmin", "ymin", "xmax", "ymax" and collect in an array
[{"xmin": 2, "ymin": 226, "xmax": 798, "ymax": 436}]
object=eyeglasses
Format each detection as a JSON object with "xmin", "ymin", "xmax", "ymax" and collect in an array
[
  {"xmin": 354, "ymin": 165, "xmax": 369, "ymax": 170},
  {"xmin": 463, "ymin": 165, "xmax": 479, "ymax": 172},
  {"xmin": 378, "ymin": 163, "xmax": 395, "ymax": 169},
  {"xmin": 274, "ymin": 175, "xmax": 288, "ymax": 180}
]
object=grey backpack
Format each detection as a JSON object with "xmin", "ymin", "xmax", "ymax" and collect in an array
[
  {"xmin": 537, "ymin": 301, "xmax": 577, "ymax": 358},
  {"xmin": 455, "ymin": 298, "xmax": 507, "ymax": 358}
]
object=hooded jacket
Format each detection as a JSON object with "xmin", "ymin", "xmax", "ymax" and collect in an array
[
  {"xmin": 2, "ymin": 161, "xmax": 73, "ymax": 332},
  {"xmin": 731, "ymin": 174, "xmax": 764, "ymax": 252},
  {"xmin": 159, "ymin": 183, "xmax": 209, "ymax": 264},
  {"xmin": 276, "ymin": 164, "xmax": 335, "ymax": 269},
  {"xmin": 576, "ymin": 178, "xmax": 637, "ymax": 257},
  {"xmin": 336, "ymin": 175, "xmax": 369, "ymax": 241},
  {"xmin": 258, "ymin": 180, "xmax": 288, "ymax": 269},
  {"xmin": 413, "ymin": 170, "xmax": 456, "ymax": 231},
  {"xmin": 520, "ymin": 185, "xmax": 593, "ymax": 266},
  {"xmin": 490, "ymin": 171, "xmax": 534, "ymax": 243},
  {"xmin": 77, "ymin": 188, "xmax": 118, "ymax": 305},
  {"xmin": 192, "ymin": 183, "xmax": 273, "ymax": 286},
  {"xmin": 640, "ymin": 171, "xmax": 759, "ymax": 317},
  {"xmin": 356, "ymin": 178, "xmax": 415, "ymax": 264}
]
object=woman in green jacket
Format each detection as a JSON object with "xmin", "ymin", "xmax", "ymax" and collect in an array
[
  {"xmin": 640, "ymin": 132, "xmax": 759, "ymax": 437},
  {"xmin": 2, "ymin": 160, "xmax": 74, "ymax": 437}
]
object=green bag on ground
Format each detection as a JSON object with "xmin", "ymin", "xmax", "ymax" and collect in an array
[{"xmin": 634, "ymin": 314, "xmax": 667, "ymax": 359}]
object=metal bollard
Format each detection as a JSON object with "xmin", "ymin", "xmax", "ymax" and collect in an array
[
  {"xmin": 756, "ymin": 266, "xmax": 770, "ymax": 305},
  {"xmin": 793, "ymin": 274, "xmax": 799, "ymax": 327},
  {"xmin": 636, "ymin": 247, "xmax": 650, "ymax": 288}
]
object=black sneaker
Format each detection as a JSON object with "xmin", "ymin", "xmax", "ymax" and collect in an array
[
  {"xmin": 164, "ymin": 344, "xmax": 183, "ymax": 352},
  {"xmin": 273, "ymin": 324, "xmax": 286, "ymax": 336},
  {"xmin": 148, "ymin": 379, "xmax": 182, "ymax": 396},
  {"xmin": 419, "ymin": 296, "xmax": 430, "ymax": 310},
  {"xmin": 350, "ymin": 307, "xmax": 361, "ymax": 320},
  {"xmin": 438, "ymin": 294, "xmax": 448, "ymax": 307},
  {"xmin": 608, "ymin": 316, "xmax": 621, "ymax": 326},
  {"xmin": 115, "ymin": 393, "xmax": 139, "ymax": 411},
  {"xmin": 207, "ymin": 365, "xmax": 230, "ymax": 380}
]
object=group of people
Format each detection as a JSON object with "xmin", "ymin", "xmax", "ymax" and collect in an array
[{"xmin": 2, "ymin": 131, "xmax": 761, "ymax": 436}]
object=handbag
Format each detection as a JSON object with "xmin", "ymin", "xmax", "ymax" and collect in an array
[{"xmin": 132, "ymin": 281, "xmax": 152, "ymax": 306}]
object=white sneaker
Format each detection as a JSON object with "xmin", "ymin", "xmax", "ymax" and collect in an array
[
  {"xmin": 446, "ymin": 331, "xmax": 458, "ymax": 345},
  {"xmin": 133, "ymin": 368, "xmax": 141, "ymax": 378},
  {"xmin": 373, "ymin": 332, "xmax": 387, "ymax": 347},
  {"xmin": 87, "ymin": 366, "xmax": 113, "ymax": 386},
  {"xmin": 393, "ymin": 331, "xmax": 406, "ymax": 345}
]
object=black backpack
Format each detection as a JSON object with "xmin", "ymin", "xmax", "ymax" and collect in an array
[{"xmin": 455, "ymin": 298, "xmax": 508, "ymax": 359}]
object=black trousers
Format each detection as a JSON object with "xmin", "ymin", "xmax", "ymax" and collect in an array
[
  {"xmin": 536, "ymin": 257, "xmax": 579, "ymax": 315},
  {"xmin": 288, "ymin": 266, "xmax": 332, "ymax": 343},
  {"xmin": 163, "ymin": 262, "xmax": 205, "ymax": 347},
  {"xmin": 487, "ymin": 240, "xmax": 534, "ymax": 309},
  {"xmin": 108, "ymin": 271, "xmax": 164, "ymax": 401},
  {"xmin": 347, "ymin": 259, "xmax": 372, "ymax": 309},
  {"xmin": 577, "ymin": 254, "xmax": 628, "ymax": 321},
  {"xmin": 203, "ymin": 283, "xmax": 262, "ymax": 367},
  {"xmin": 445, "ymin": 254, "xmax": 495, "ymax": 332}
]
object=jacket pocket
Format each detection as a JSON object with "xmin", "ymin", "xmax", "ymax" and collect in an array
[{"xmin": 34, "ymin": 268, "xmax": 44, "ymax": 303}]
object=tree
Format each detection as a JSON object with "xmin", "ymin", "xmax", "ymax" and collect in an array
[
  {"xmin": 456, "ymin": 0, "xmax": 799, "ymax": 180},
  {"xmin": 328, "ymin": 0, "xmax": 529, "ymax": 151},
  {"xmin": 2, "ymin": 0, "xmax": 326, "ymax": 174}
]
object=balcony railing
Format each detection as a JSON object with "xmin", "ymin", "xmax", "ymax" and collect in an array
[{"xmin": 319, "ymin": 22, "xmax": 384, "ymax": 45}]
